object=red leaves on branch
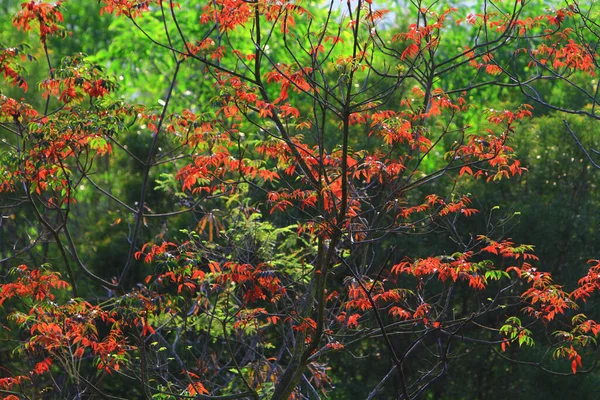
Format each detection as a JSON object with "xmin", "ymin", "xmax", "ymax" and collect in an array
[
  {"xmin": 571, "ymin": 260, "xmax": 600, "ymax": 301},
  {"xmin": 40, "ymin": 56, "xmax": 116, "ymax": 102},
  {"xmin": 536, "ymin": 40, "xmax": 596, "ymax": 75},
  {"xmin": 0, "ymin": 48, "xmax": 31, "ymax": 92},
  {"xmin": 0, "ymin": 95, "xmax": 38, "ymax": 122},
  {"xmin": 13, "ymin": 1, "xmax": 65, "ymax": 42},
  {"xmin": 391, "ymin": 253, "xmax": 486, "ymax": 291},
  {"xmin": 98, "ymin": 0, "xmax": 154, "ymax": 18},
  {"xmin": 186, "ymin": 381, "xmax": 209, "ymax": 396},
  {"xmin": 32, "ymin": 358, "xmax": 52, "ymax": 375},
  {"xmin": 0, "ymin": 265, "xmax": 68, "ymax": 305},
  {"xmin": 0, "ymin": 265, "xmax": 133, "ymax": 378},
  {"xmin": 140, "ymin": 241, "xmax": 287, "ymax": 306},
  {"xmin": 0, "ymin": 376, "xmax": 29, "ymax": 393},
  {"xmin": 570, "ymin": 350, "xmax": 583, "ymax": 374}
]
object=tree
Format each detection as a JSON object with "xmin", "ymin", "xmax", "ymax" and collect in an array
[
  {"xmin": 1, "ymin": 0, "xmax": 600, "ymax": 399},
  {"xmin": 502, "ymin": 0, "xmax": 600, "ymax": 169}
]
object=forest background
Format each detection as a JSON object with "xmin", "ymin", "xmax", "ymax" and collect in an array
[{"xmin": 2, "ymin": 0, "xmax": 600, "ymax": 399}]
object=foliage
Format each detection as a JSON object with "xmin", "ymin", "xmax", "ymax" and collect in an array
[{"xmin": 2, "ymin": 0, "xmax": 600, "ymax": 399}]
